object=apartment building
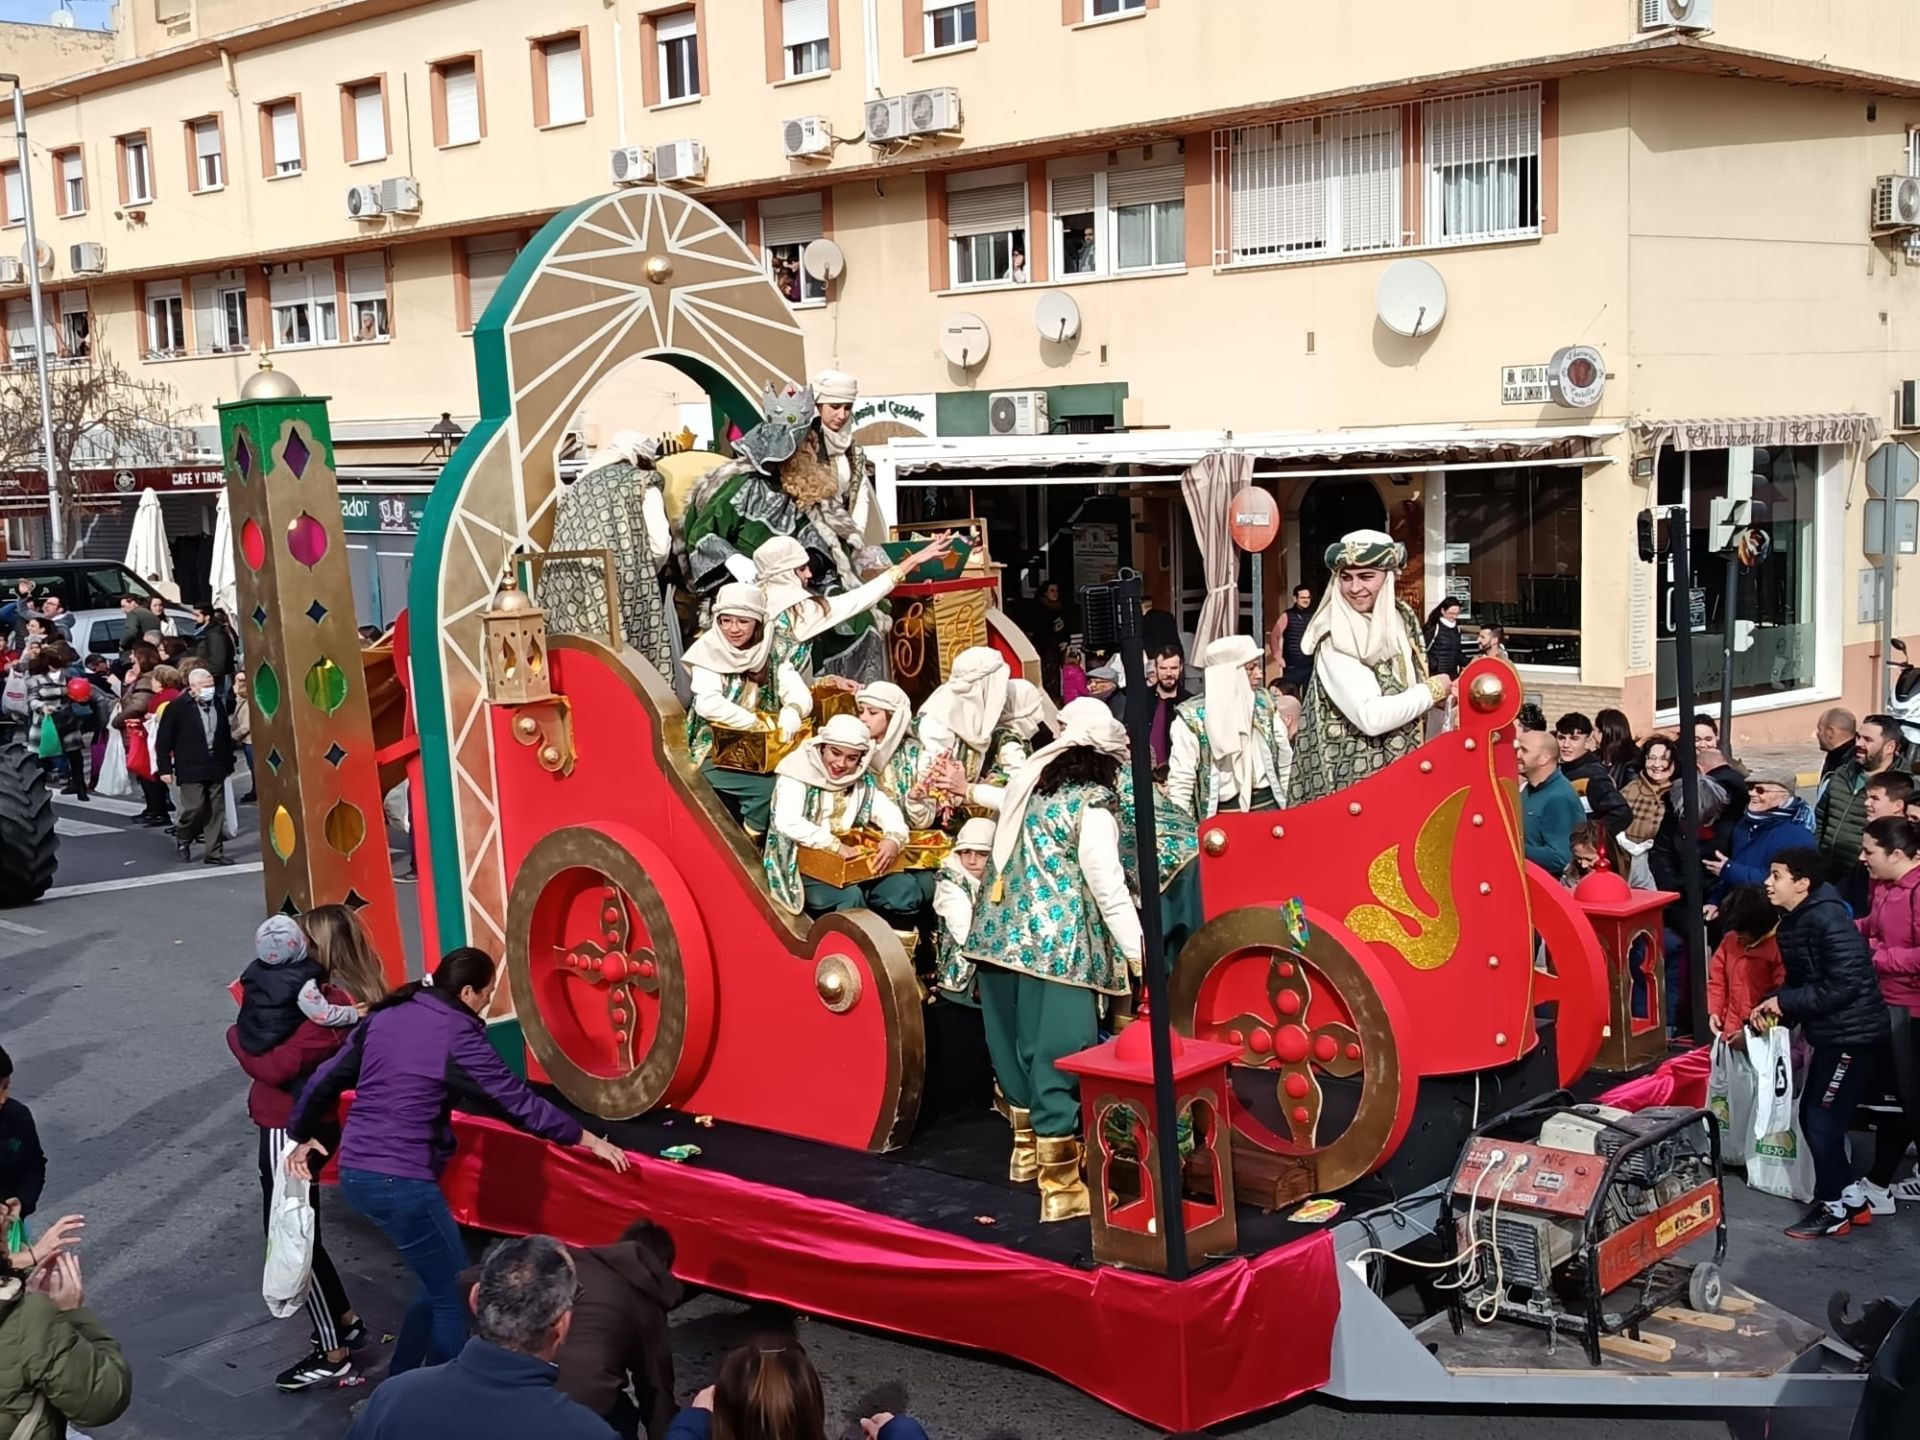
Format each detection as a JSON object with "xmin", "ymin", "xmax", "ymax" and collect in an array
[{"xmin": 3, "ymin": 0, "xmax": 1920, "ymax": 736}]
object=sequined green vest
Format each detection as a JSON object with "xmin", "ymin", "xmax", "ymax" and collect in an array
[
  {"xmin": 764, "ymin": 778, "xmax": 878, "ymax": 915},
  {"xmin": 1288, "ymin": 600, "xmax": 1429, "ymax": 805},
  {"xmin": 935, "ymin": 861, "xmax": 984, "ymax": 998},
  {"xmin": 685, "ymin": 669, "xmax": 765, "ymax": 768},
  {"xmin": 1115, "ymin": 766, "xmax": 1199, "ymax": 894},
  {"xmin": 768, "ymin": 607, "xmax": 814, "ymax": 684},
  {"xmin": 968, "ymin": 780, "xmax": 1130, "ymax": 995},
  {"xmin": 1171, "ymin": 690, "xmax": 1291, "ymax": 821}
]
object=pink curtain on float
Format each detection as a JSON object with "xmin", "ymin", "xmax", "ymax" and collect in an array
[{"xmin": 1180, "ymin": 450, "xmax": 1250, "ymax": 654}]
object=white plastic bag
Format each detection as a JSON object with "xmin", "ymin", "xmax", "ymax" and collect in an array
[
  {"xmin": 1746, "ymin": 1024, "xmax": 1815, "ymax": 1203},
  {"xmin": 1706, "ymin": 1035, "xmax": 1756, "ymax": 1165},
  {"xmin": 222, "ymin": 775, "xmax": 241, "ymax": 840},
  {"xmin": 94, "ymin": 726, "xmax": 134, "ymax": 798},
  {"xmin": 263, "ymin": 1141, "xmax": 316, "ymax": 1318}
]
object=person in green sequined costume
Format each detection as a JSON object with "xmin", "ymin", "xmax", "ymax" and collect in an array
[
  {"xmin": 764, "ymin": 714, "xmax": 922, "ymax": 923},
  {"xmin": 682, "ymin": 582, "xmax": 805, "ymax": 838},
  {"xmin": 968, "ymin": 698, "xmax": 1142, "ymax": 1222},
  {"xmin": 932, "ymin": 817, "xmax": 996, "ymax": 1005},
  {"xmin": 1288, "ymin": 530, "xmax": 1453, "ymax": 805},
  {"xmin": 1168, "ymin": 633, "xmax": 1293, "ymax": 820}
]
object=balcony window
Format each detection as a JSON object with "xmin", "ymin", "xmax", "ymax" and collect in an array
[
  {"xmin": 782, "ymin": 0, "xmax": 831, "ymax": 77},
  {"xmin": 190, "ymin": 270, "xmax": 250, "ymax": 355},
  {"xmin": 1049, "ymin": 153, "xmax": 1184, "ymax": 279},
  {"xmin": 346, "ymin": 252, "xmax": 390, "ymax": 340},
  {"xmin": 925, "ymin": 1, "xmax": 975, "ymax": 50},
  {"xmin": 1214, "ymin": 84, "xmax": 1542, "ymax": 266},
  {"xmin": 657, "ymin": 10, "xmax": 700, "ymax": 102},
  {"xmin": 269, "ymin": 261, "xmax": 338, "ymax": 347},
  {"xmin": 5, "ymin": 299, "xmax": 52, "ymax": 368},
  {"xmin": 55, "ymin": 150, "xmax": 86, "ymax": 216},
  {"xmin": 59, "ymin": 291, "xmax": 89, "ymax": 359},
  {"xmin": 760, "ymin": 193, "xmax": 826, "ymax": 306},
  {"xmin": 947, "ymin": 169, "xmax": 1026, "ymax": 287},
  {"xmin": 190, "ymin": 117, "xmax": 224, "ymax": 191},
  {"xmin": 462, "ymin": 233, "xmax": 521, "ymax": 331},
  {"xmin": 118, "ymin": 134, "xmax": 153, "ymax": 206},
  {"xmin": 263, "ymin": 100, "xmax": 303, "ymax": 177},
  {"xmin": 346, "ymin": 81, "xmax": 388, "ymax": 163},
  {"xmin": 145, "ymin": 282, "xmax": 186, "ymax": 358}
]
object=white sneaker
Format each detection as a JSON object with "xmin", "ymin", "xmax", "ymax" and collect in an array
[
  {"xmin": 1859, "ymin": 1180, "xmax": 1898, "ymax": 1215},
  {"xmin": 1891, "ymin": 1175, "xmax": 1920, "ymax": 1204}
]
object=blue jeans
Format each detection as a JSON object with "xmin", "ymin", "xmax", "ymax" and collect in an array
[{"xmin": 338, "ymin": 1168, "xmax": 468, "ymax": 1372}]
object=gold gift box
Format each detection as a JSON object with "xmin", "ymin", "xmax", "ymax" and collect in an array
[
  {"xmin": 709, "ymin": 723, "xmax": 800, "ymax": 774},
  {"xmin": 812, "ymin": 682, "xmax": 858, "ymax": 722},
  {"xmin": 797, "ymin": 828, "xmax": 952, "ymax": 886}
]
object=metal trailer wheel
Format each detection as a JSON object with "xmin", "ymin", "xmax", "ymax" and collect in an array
[
  {"xmin": 0, "ymin": 740, "xmax": 57, "ymax": 907},
  {"xmin": 1689, "ymin": 1260, "xmax": 1724, "ymax": 1314}
]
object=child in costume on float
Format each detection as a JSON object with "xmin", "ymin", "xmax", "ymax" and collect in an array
[
  {"xmin": 1167, "ymin": 633, "xmax": 1293, "ymax": 820},
  {"xmin": 966, "ymin": 697, "xmax": 1144, "ymax": 1223},
  {"xmin": 912, "ymin": 647, "xmax": 1051, "ymax": 814},
  {"xmin": 932, "ymin": 817, "xmax": 997, "ymax": 1007},
  {"xmin": 682, "ymin": 582, "xmax": 809, "ymax": 840},
  {"xmin": 764, "ymin": 713, "xmax": 925, "ymax": 928},
  {"xmin": 1289, "ymin": 529, "xmax": 1454, "ymax": 805}
]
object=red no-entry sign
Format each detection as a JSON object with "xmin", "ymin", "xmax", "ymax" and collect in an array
[{"xmin": 1229, "ymin": 486, "xmax": 1279, "ymax": 552}]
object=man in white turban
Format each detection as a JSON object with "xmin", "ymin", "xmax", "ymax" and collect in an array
[
  {"xmin": 1168, "ymin": 634, "xmax": 1292, "ymax": 820},
  {"xmin": 966, "ymin": 697, "xmax": 1142, "ymax": 1222},
  {"xmin": 764, "ymin": 713, "xmax": 921, "ymax": 924},
  {"xmin": 1289, "ymin": 529, "xmax": 1452, "ymax": 804}
]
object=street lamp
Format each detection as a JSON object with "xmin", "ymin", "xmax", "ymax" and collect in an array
[
  {"xmin": 2, "ymin": 72, "xmax": 65, "ymax": 559},
  {"xmin": 426, "ymin": 412, "xmax": 465, "ymax": 463}
]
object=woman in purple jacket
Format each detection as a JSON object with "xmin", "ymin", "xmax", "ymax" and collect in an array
[{"xmin": 285, "ymin": 948, "xmax": 629, "ymax": 1373}]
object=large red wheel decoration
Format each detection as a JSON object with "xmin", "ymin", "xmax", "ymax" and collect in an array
[
  {"xmin": 1170, "ymin": 905, "xmax": 1418, "ymax": 1194},
  {"xmin": 506, "ymin": 823, "xmax": 717, "ymax": 1120},
  {"xmin": 1524, "ymin": 864, "xmax": 1612, "ymax": 1085}
]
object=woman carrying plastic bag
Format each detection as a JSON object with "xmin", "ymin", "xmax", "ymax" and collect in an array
[
  {"xmin": 263, "ymin": 1135, "xmax": 316, "ymax": 1318},
  {"xmin": 94, "ymin": 724, "xmax": 135, "ymax": 798}
]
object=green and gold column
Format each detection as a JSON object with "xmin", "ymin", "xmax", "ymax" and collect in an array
[{"xmin": 218, "ymin": 359, "xmax": 408, "ymax": 984}]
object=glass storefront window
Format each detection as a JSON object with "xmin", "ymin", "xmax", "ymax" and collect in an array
[
  {"xmin": 1443, "ymin": 466, "xmax": 1582, "ymax": 667},
  {"xmin": 1654, "ymin": 445, "xmax": 1818, "ymax": 708}
]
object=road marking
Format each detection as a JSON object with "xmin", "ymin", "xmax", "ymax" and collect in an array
[
  {"xmin": 42, "ymin": 861, "xmax": 264, "ymax": 900},
  {"xmin": 55, "ymin": 817, "xmax": 121, "ymax": 838},
  {"xmin": 0, "ymin": 918, "xmax": 46, "ymax": 936},
  {"xmin": 53, "ymin": 792, "xmax": 144, "ymax": 817}
]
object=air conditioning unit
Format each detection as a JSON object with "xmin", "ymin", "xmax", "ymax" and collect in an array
[
  {"xmin": 988, "ymin": 390, "xmax": 1049, "ymax": 437},
  {"xmin": 610, "ymin": 145, "xmax": 653, "ymax": 186},
  {"xmin": 905, "ymin": 87, "xmax": 962, "ymax": 138},
  {"xmin": 653, "ymin": 139, "xmax": 707, "ymax": 185},
  {"xmin": 69, "ymin": 242, "xmax": 106, "ymax": 275},
  {"xmin": 782, "ymin": 116, "xmax": 833, "ymax": 160},
  {"xmin": 378, "ymin": 176, "xmax": 421, "ymax": 214},
  {"xmin": 0, "ymin": 258, "xmax": 22, "ymax": 285},
  {"xmin": 1875, "ymin": 175, "xmax": 1920, "ymax": 231},
  {"xmin": 1639, "ymin": 0, "xmax": 1712, "ymax": 32},
  {"xmin": 864, "ymin": 96, "xmax": 906, "ymax": 143},
  {"xmin": 346, "ymin": 183, "xmax": 382, "ymax": 220}
]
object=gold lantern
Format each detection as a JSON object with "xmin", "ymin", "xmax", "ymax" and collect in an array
[{"xmin": 483, "ymin": 586, "xmax": 552, "ymax": 704}]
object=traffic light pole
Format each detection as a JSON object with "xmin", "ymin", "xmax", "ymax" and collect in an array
[
  {"xmin": 1667, "ymin": 508, "xmax": 1710, "ymax": 1045},
  {"xmin": 1719, "ymin": 550, "xmax": 1739, "ymax": 759}
]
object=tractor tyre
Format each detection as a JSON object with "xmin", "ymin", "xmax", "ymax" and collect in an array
[{"xmin": 0, "ymin": 740, "xmax": 58, "ymax": 907}]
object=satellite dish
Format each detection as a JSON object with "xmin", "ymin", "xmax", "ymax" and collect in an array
[
  {"xmin": 938, "ymin": 313, "xmax": 990, "ymax": 369},
  {"xmin": 1375, "ymin": 258, "xmax": 1448, "ymax": 338},
  {"xmin": 49, "ymin": 6, "xmax": 76, "ymax": 26},
  {"xmin": 19, "ymin": 241, "xmax": 52, "ymax": 272},
  {"xmin": 1033, "ymin": 291, "xmax": 1081, "ymax": 344},
  {"xmin": 801, "ymin": 237, "xmax": 844, "ymax": 282}
]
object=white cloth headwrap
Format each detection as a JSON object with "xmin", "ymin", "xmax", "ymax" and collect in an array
[
  {"xmin": 775, "ymin": 713, "xmax": 874, "ymax": 791},
  {"xmin": 813, "ymin": 370, "xmax": 859, "ymax": 405},
  {"xmin": 1201, "ymin": 634, "xmax": 1261, "ymax": 811},
  {"xmin": 920, "ymin": 647, "xmax": 1009, "ymax": 751},
  {"xmin": 753, "ymin": 535, "xmax": 816, "ymax": 624},
  {"xmin": 856, "ymin": 681, "xmax": 913, "ymax": 768},
  {"xmin": 954, "ymin": 816, "xmax": 996, "ymax": 852},
  {"xmin": 582, "ymin": 429, "xmax": 658, "ymax": 474},
  {"xmin": 990, "ymin": 697, "xmax": 1130, "ymax": 878},
  {"xmin": 1299, "ymin": 529, "xmax": 1413, "ymax": 667},
  {"xmin": 682, "ymin": 582, "xmax": 770, "ymax": 676},
  {"xmin": 1000, "ymin": 678, "xmax": 1056, "ymax": 740}
]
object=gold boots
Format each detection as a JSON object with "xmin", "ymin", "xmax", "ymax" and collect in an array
[
  {"xmin": 1007, "ymin": 1106, "xmax": 1038, "ymax": 1183},
  {"xmin": 1035, "ymin": 1135, "xmax": 1091, "ymax": 1223}
]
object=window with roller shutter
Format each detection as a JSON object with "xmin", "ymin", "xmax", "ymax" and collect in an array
[
  {"xmin": 345, "ymin": 81, "xmax": 387, "ymax": 164},
  {"xmin": 760, "ymin": 194, "xmax": 826, "ymax": 306},
  {"xmin": 462, "ymin": 234, "xmax": 520, "ymax": 332},
  {"xmin": 262, "ymin": 100, "xmax": 303, "ymax": 177},
  {"xmin": 188, "ymin": 269, "xmax": 249, "ymax": 355},
  {"xmin": 1, "ymin": 163, "xmax": 22, "ymax": 227},
  {"xmin": 269, "ymin": 261, "xmax": 338, "ymax": 348},
  {"xmin": 656, "ymin": 10, "xmax": 700, "ymax": 103},
  {"xmin": 537, "ymin": 34, "xmax": 588, "ymax": 127},
  {"xmin": 782, "ymin": 0, "xmax": 831, "ymax": 78},
  {"xmin": 434, "ymin": 57, "xmax": 483, "ymax": 147},
  {"xmin": 346, "ymin": 253, "xmax": 389, "ymax": 341},
  {"xmin": 946, "ymin": 168, "xmax": 1027, "ymax": 288},
  {"xmin": 188, "ymin": 117, "xmax": 224, "ymax": 192}
]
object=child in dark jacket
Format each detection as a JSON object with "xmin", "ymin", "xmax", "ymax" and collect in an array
[
  {"xmin": 0, "ymin": 1044, "xmax": 46, "ymax": 1228},
  {"xmin": 236, "ymin": 915, "xmax": 360, "ymax": 1055},
  {"xmin": 1706, "ymin": 886, "xmax": 1785, "ymax": 1048}
]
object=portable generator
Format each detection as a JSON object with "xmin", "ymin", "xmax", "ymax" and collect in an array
[{"xmin": 1439, "ymin": 1092, "xmax": 1726, "ymax": 1364}]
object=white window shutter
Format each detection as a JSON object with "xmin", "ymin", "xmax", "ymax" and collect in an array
[
  {"xmin": 466, "ymin": 238, "xmax": 518, "ymax": 321},
  {"xmin": 1107, "ymin": 163, "xmax": 1183, "ymax": 208},
  {"xmin": 3, "ymin": 167, "xmax": 21, "ymax": 218},
  {"xmin": 444, "ymin": 64, "xmax": 480, "ymax": 144},
  {"xmin": 1423, "ymin": 87, "xmax": 1539, "ymax": 165},
  {"xmin": 271, "ymin": 105, "xmax": 300, "ymax": 167},
  {"xmin": 947, "ymin": 181, "xmax": 1026, "ymax": 237},
  {"xmin": 194, "ymin": 120, "xmax": 220, "ymax": 162},
  {"xmin": 759, "ymin": 194, "xmax": 823, "ymax": 249},
  {"xmin": 190, "ymin": 276, "xmax": 219, "ymax": 354},
  {"xmin": 345, "ymin": 253, "xmax": 385, "ymax": 302},
  {"xmin": 354, "ymin": 87, "xmax": 385, "ymax": 159},
  {"xmin": 657, "ymin": 9, "xmax": 697, "ymax": 43},
  {"xmin": 1050, "ymin": 175, "xmax": 1096, "ymax": 215},
  {"xmin": 544, "ymin": 37, "xmax": 585, "ymax": 124},
  {"xmin": 782, "ymin": 0, "xmax": 830, "ymax": 46},
  {"xmin": 60, "ymin": 152, "xmax": 81, "ymax": 186}
]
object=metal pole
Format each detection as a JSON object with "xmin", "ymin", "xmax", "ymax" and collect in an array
[
  {"xmin": 1885, "ymin": 492, "xmax": 1900, "ymax": 712},
  {"xmin": 1113, "ymin": 573, "xmax": 1189, "ymax": 1280},
  {"xmin": 1251, "ymin": 549, "xmax": 1264, "ymax": 676},
  {"xmin": 1668, "ymin": 507, "xmax": 1709, "ymax": 1044},
  {"xmin": 4, "ymin": 77, "xmax": 65, "ymax": 560},
  {"xmin": 1718, "ymin": 550, "xmax": 1738, "ymax": 760}
]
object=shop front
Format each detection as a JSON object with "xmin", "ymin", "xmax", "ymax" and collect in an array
[{"xmin": 339, "ymin": 486, "xmax": 430, "ymax": 628}]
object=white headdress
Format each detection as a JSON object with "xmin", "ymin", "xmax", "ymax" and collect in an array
[
  {"xmin": 855, "ymin": 681, "xmax": 913, "ymax": 768},
  {"xmin": 775, "ymin": 712, "xmax": 875, "ymax": 792},
  {"xmin": 990, "ymin": 697, "xmax": 1130, "ymax": 878},
  {"xmin": 682, "ymin": 583, "xmax": 771, "ymax": 676},
  {"xmin": 919, "ymin": 647, "xmax": 1010, "ymax": 751},
  {"xmin": 1201, "ymin": 634, "xmax": 1261, "ymax": 812}
]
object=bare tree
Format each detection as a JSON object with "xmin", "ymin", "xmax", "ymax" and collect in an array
[{"xmin": 0, "ymin": 346, "xmax": 200, "ymax": 556}]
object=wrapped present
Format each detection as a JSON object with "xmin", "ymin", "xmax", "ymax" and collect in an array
[
  {"xmin": 709, "ymin": 723, "xmax": 801, "ymax": 774},
  {"xmin": 797, "ymin": 828, "xmax": 951, "ymax": 885},
  {"xmin": 811, "ymin": 681, "xmax": 859, "ymax": 723},
  {"xmin": 880, "ymin": 534, "xmax": 975, "ymax": 583}
]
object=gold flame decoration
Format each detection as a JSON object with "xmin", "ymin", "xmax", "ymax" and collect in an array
[{"xmin": 1344, "ymin": 788, "xmax": 1467, "ymax": 971}]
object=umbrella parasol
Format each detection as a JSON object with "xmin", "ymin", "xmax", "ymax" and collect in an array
[
  {"xmin": 125, "ymin": 488, "xmax": 179, "ymax": 602},
  {"xmin": 209, "ymin": 485, "xmax": 237, "ymax": 619}
]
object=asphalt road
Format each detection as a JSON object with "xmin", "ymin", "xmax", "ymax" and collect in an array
[{"xmin": 1, "ymin": 787, "xmax": 1912, "ymax": 1439}]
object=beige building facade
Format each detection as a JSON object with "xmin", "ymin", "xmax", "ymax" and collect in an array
[{"xmin": 3, "ymin": 0, "xmax": 1920, "ymax": 739}]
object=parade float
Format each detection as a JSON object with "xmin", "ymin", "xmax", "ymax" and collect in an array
[{"xmin": 216, "ymin": 187, "xmax": 1864, "ymax": 1433}]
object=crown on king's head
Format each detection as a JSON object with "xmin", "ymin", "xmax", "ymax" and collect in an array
[{"xmin": 760, "ymin": 381, "xmax": 818, "ymax": 429}]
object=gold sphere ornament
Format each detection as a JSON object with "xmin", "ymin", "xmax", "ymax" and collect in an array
[
  {"xmin": 514, "ymin": 714, "xmax": 540, "ymax": 739},
  {"xmin": 240, "ymin": 352, "xmax": 302, "ymax": 400},
  {"xmin": 1201, "ymin": 828, "xmax": 1228, "ymax": 857},
  {"xmin": 538, "ymin": 744, "xmax": 563, "ymax": 769},
  {"xmin": 644, "ymin": 254, "xmax": 675, "ymax": 285},
  {"xmin": 1466, "ymin": 671, "xmax": 1506, "ymax": 714},
  {"xmin": 492, "ymin": 586, "xmax": 533, "ymax": 613},
  {"xmin": 815, "ymin": 954, "xmax": 862, "ymax": 1013}
]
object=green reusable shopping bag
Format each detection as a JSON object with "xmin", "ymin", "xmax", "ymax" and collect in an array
[{"xmin": 36, "ymin": 713, "xmax": 61, "ymax": 759}]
